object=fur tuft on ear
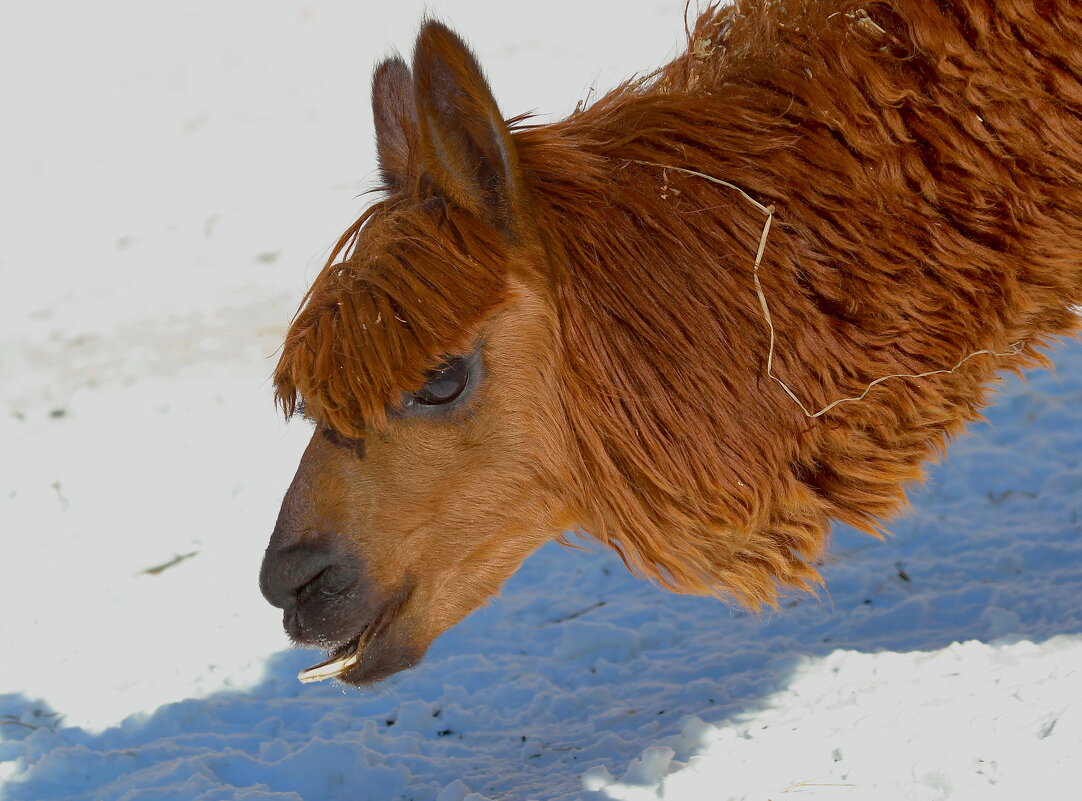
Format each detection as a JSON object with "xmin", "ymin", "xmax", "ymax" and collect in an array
[
  {"xmin": 411, "ymin": 20, "xmax": 520, "ymax": 234},
  {"xmin": 371, "ymin": 56, "xmax": 418, "ymax": 190}
]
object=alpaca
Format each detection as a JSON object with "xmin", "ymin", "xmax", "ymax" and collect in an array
[{"xmin": 259, "ymin": 0, "xmax": 1082, "ymax": 685}]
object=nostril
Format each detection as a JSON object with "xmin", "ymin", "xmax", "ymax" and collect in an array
[
  {"xmin": 294, "ymin": 567, "xmax": 328, "ymax": 602},
  {"xmin": 294, "ymin": 566, "xmax": 344, "ymax": 603},
  {"xmin": 259, "ymin": 539, "xmax": 363, "ymax": 610},
  {"xmin": 300, "ymin": 565, "xmax": 358, "ymax": 600}
]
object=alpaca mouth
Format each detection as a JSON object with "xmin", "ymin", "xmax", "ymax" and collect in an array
[{"xmin": 296, "ymin": 585, "xmax": 414, "ymax": 684}]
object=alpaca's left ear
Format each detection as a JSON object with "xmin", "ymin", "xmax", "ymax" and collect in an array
[
  {"xmin": 372, "ymin": 56, "xmax": 418, "ymax": 190},
  {"xmin": 412, "ymin": 21, "xmax": 520, "ymax": 235}
]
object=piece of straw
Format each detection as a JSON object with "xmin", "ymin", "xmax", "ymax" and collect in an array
[{"xmin": 632, "ymin": 160, "xmax": 1024, "ymax": 418}]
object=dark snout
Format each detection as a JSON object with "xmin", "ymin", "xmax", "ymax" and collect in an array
[
  {"xmin": 259, "ymin": 530, "xmax": 368, "ymax": 646},
  {"xmin": 261, "ymin": 434, "xmax": 427, "ymax": 685}
]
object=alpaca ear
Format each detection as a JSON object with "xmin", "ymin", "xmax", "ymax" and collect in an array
[
  {"xmin": 411, "ymin": 21, "xmax": 519, "ymax": 234},
  {"xmin": 371, "ymin": 56, "xmax": 418, "ymax": 190}
]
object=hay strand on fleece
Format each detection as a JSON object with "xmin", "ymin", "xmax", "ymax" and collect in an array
[{"xmin": 635, "ymin": 160, "xmax": 1028, "ymax": 419}]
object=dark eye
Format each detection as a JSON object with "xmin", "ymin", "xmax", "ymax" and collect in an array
[
  {"xmin": 394, "ymin": 348, "xmax": 482, "ymax": 418},
  {"xmin": 412, "ymin": 357, "xmax": 470, "ymax": 406}
]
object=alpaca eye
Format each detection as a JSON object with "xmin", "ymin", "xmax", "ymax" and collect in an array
[
  {"xmin": 395, "ymin": 348, "xmax": 482, "ymax": 418},
  {"xmin": 412, "ymin": 357, "xmax": 470, "ymax": 406}
]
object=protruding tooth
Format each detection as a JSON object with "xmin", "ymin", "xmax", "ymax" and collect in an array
[{"xmin": 297, "ymin": 645, "xmax": 361, "ymax": 684}]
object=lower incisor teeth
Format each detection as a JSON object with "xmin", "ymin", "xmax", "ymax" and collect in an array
[{"xmin": 297, "ymin": 647, "xmax": 361, "ymax": 684}]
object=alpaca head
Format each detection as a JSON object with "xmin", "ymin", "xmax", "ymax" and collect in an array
[{"xmin": 260, "ymin": 22, "xmax": 578, "ymax": 684}]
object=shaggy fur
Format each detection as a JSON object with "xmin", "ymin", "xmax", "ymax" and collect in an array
[{"xmin": 275, "ymin": 0, "xmax": 1082, "ymax": 610}]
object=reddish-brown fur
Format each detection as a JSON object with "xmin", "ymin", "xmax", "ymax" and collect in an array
[{"xmin": 269, "ymin": 0, "xmax": 1082, "ymax": 679}]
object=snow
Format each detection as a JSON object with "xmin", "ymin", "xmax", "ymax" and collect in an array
[{"xmin": 1, "ymin": 1, "xmax": 1080, "ymax": 799}]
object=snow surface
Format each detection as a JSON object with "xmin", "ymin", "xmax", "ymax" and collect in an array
[{"xmin": 2, "ymin": 2, "xmax": 1080, "ymax": 799}]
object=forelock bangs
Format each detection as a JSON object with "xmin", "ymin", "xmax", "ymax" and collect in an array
[{"xmin": 273, "ymin": 201, "xmax": 509, "ymax": 437}]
